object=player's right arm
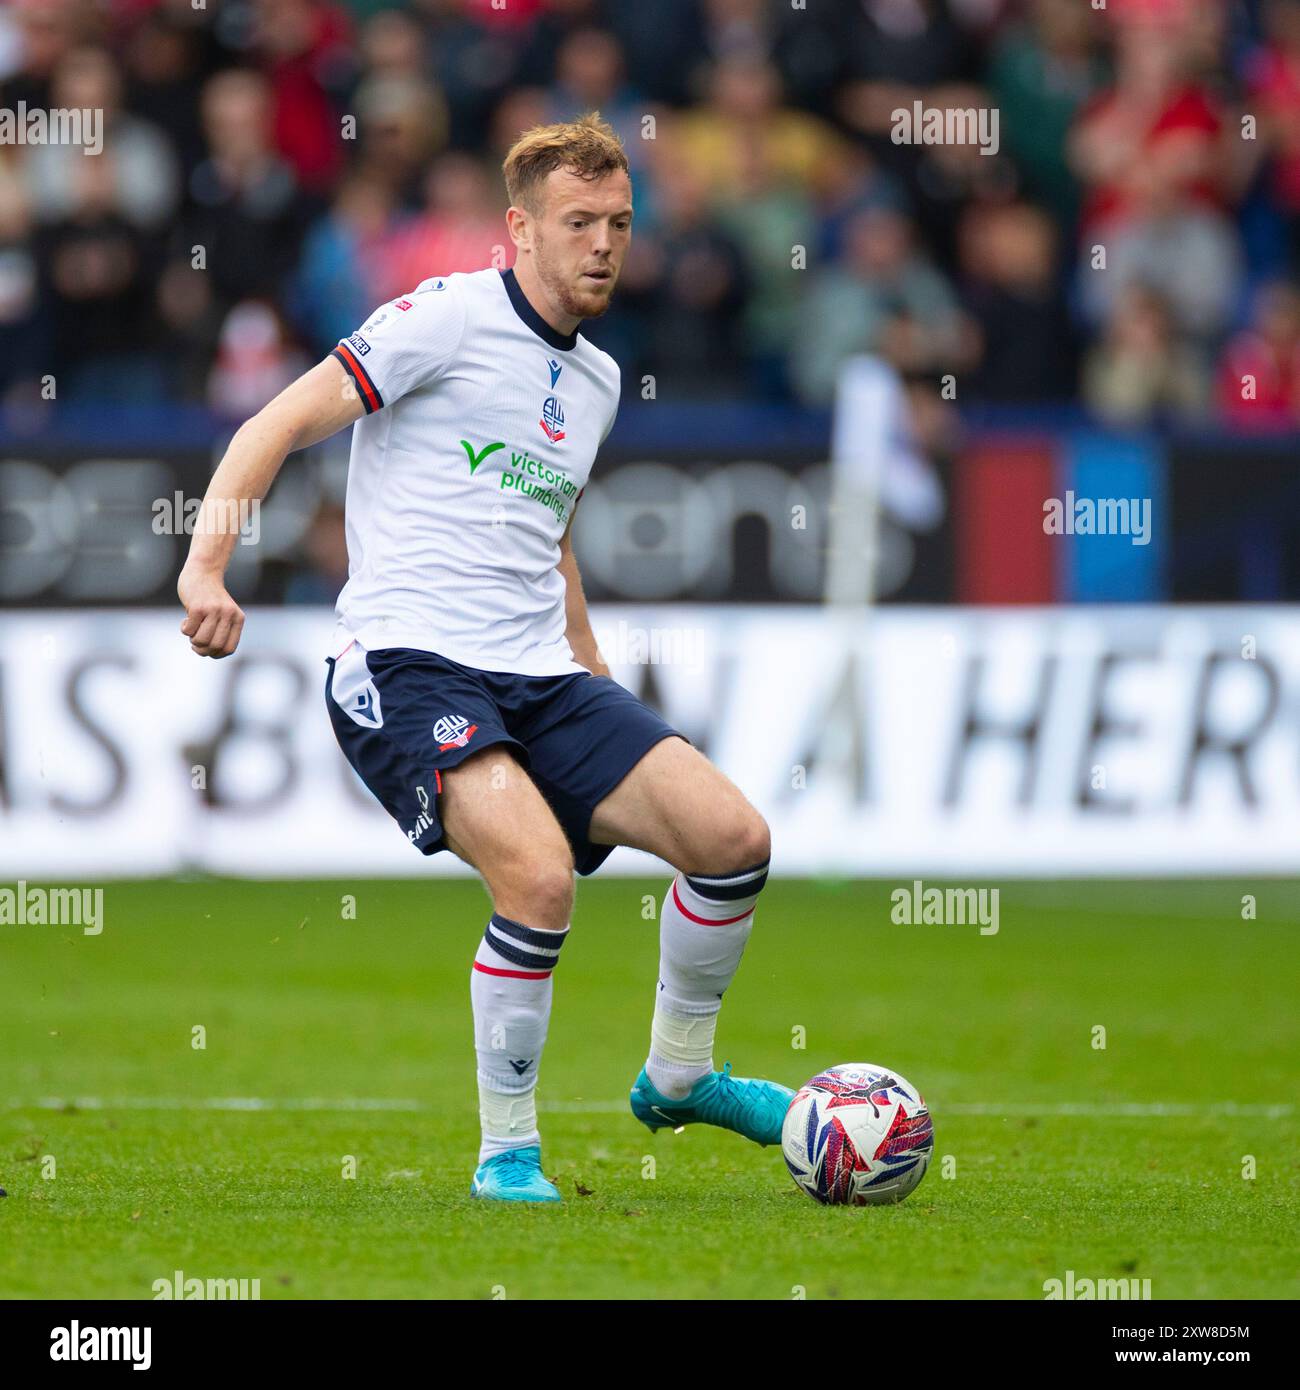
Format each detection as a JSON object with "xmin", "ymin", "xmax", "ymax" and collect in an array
[{"xmin": 178, "ymin": 355, "xmax": 364, "ymax": 658}]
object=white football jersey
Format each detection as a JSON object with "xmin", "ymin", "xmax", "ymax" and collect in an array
[{"xmin": 328, "ymin": 266, "xmax": 621, "ymax": 675}]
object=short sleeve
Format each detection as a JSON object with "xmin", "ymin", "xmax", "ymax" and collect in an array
[
  {"xmin": 598, "ymin": 362, "xmax": 621, "ymax": 445},
  {"xmin": 331, "ymin": 279, "xmax": 466, "ymax": 414}
]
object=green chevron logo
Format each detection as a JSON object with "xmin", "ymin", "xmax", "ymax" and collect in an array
[{"xmin": 459, "ymin": 438, "xmax": 506, "ymax": 474}]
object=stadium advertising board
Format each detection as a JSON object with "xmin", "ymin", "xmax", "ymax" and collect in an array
[{"xmin": 0, "ymin": 605, "xmax": 1292, "ymax": 877}]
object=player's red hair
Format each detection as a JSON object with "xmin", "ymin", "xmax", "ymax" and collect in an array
[{"xmin": 502, "ymin": 111, "xmax": 629, "ymax": 214}]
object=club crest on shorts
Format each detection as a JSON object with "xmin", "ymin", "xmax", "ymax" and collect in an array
[
  {"xmin": 433, "ymin": 714, "xmax": 478, "ymax": 750},
  {"xmin": 539, "ymin": 395, "xmax": 565, "ymax": 442}
]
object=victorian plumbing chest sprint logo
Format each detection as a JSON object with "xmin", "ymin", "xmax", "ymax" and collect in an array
[{"xmin": 458, "ymin": 437, "xmax": 579, "ymax": 522}]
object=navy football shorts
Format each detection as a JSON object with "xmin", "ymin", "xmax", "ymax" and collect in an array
[{"xmin": 325, "ymin": 640, "xmax": 684, "ymax": 875}]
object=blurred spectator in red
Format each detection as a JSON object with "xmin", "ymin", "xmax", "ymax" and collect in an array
[
  {"xmin": 26, "ymin": 46, "xmax": 180, "ymax": 231},
  {"xmin": 187, "ymin": 69, "xmax": 312, "ymax": 309},
  {"xmin": 375, "ymin": 153, "xmax": 504, "ymax": 300},
  {"xmin": 1216, "ymin": 280, "xmax": 1300, "ymax": 426},
  {"xmin": 1071, "ymin": 5, "xmax": 1227, "ymax": 229},
  {"xmin": 207, "ymin": 299, "xmax": 310, "ymax": 420},
  {"xmin": 959, "ymin": 201, "xmax": 1076, "ymax": 402},
  {"xmin": 288, "ymin": 171, "xmax": 397, "ymax": 355},
  {"xmin": 251, "ymin": 0, "xmax": 355, "ymax": 195},
  {"xmin": 1083, "ymin": 283, "xmax": 1207, "ymax": 425},
  {"xmin": 1070, "ymin": 5, "xmax": 1242, "ymax": 340},
  {"xmin": 792, "ymin": 204, "xmax": 965, "ymax": 405}
]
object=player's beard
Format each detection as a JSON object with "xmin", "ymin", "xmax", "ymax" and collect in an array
[{"xmin": 534, "ymin": 231, "xmax": 616, "ymax": 322}]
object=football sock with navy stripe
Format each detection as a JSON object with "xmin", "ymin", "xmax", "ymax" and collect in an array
[
  {"xmin": 646, "ymin": 859, "xmax": 770, "ymax": 1100},
  {"xmin": 470, "ymin": 913, "xmax": 569, "ymax": 1162}
]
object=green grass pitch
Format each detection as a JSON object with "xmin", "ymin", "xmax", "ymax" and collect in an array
[{"xmin": 1, "ymin": 877, "xmax": 1295, "ymax": 1300}]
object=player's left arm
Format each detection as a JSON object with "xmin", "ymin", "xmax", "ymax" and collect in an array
[{"xmin": 559, "ymin": 509, "xmax": 611, "ymax": 678}]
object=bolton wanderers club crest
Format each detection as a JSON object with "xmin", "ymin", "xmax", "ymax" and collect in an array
[
  {"xmin": 540, "ymin": 395, "xmax": 565, "ymax": 443},
  {"xmin": 433, "ymin": 715, "xmax": 477, "ymax": 749}
]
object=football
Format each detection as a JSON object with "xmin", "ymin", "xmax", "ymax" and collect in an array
[{"xmin": 781, "ymin": 1063, "xmax": 934, "ymax": 1206}]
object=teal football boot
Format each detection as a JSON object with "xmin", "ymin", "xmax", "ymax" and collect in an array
[
  {"xmin": 630, "ymin": 1062, "xmax": 795, "ymax": 1146},
  {"xmin": 469, "ymin": 1146, "xmax": 562, "ymax": 1203}
]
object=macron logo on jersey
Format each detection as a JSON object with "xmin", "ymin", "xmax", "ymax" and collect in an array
[{"xmin": 547, "ymin": 357, "xmax": 562, "ymax": 388}]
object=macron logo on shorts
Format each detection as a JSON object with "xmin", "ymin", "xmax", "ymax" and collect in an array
[
  {"xmin": 331, "ymin": 644, "xmax": 385, "ymax": 729},
  {"xmin": 353, "ymin": 688, "xmax": 378, "ymax": 724},
  {"xmin": 434, "ymin": 715, "xmax": 477, "ymax": 750}
]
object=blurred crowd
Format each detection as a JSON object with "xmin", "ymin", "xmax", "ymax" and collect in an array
[{"xmin": 1, "ymin": 0, "xmax": 1299, "ymax": 429}]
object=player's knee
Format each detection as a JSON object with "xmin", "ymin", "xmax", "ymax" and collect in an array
[
  {"xmin": 534, "ymin": 860, "xmax": 576, "ymax": 929},
  {"xmin": 500, "ymin": 847, "xmax": 574, "ymax": 931},
  {"xmin": 717, "ymin": 808, "xmax": 771, "ymax": 877}
]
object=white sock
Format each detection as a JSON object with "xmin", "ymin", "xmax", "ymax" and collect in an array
[
  {"xmin": 647, "ymin": 860, "xmax": 770, "ymax": 1099},
  {"xmin": 470, "ymin": 913, "xmax": 568, "ymax": 1162}
]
